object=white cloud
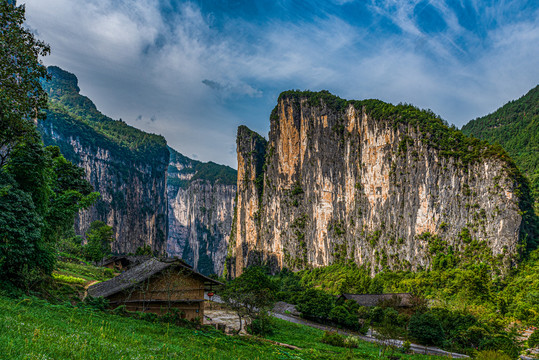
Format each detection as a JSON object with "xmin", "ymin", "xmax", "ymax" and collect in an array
[{"xmin": 22, "ymin": 0, "xmax": 539, "ymax": 167}]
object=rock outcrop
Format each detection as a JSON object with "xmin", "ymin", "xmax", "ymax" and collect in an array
[
  {"xmin": 39, "ymin": 66, "xmax": 169, "ymax": 255},
  {"xmin": 167, "ymin": 148, "xmax": 236, "ymax": 275},
  {"xmin": 229, "ymin": 91, "xmax": 536, "ymax": 276}
]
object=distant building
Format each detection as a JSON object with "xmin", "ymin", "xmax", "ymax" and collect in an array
[
  {"xmin": 337, "ymin": 293, "xmax": 413, "ymax": 307},
  {"xmin": 98, "ymin": 255, "xmax": 151, "ymax": 271},
  {"xmin": 88, "ymin": 258, "xmax": 222, "ymax": 320}
]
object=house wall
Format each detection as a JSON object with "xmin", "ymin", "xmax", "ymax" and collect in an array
[{"xmin": 107, "ymin": 267, "xmax": 207, "ymax": 320}]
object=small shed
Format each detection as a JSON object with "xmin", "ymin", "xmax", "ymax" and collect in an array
[
  {"xmin": 88, "ymin": 258, "xmax": 222, "ymax": 320},
  {"xmin": 338, "ymin": 293, "xmax": 413, "ymax": 308},
  {"xmin": 98, "ymin": 255, "xmax": 151, "ymax": 271}
]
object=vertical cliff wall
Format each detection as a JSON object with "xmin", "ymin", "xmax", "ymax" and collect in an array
[
  {"xmin": 232, "ymin": 91, "xmax": 536, "ymax": 276},
  {"xmin": 167, "ymin": 148, "xmax": 236, "ymax": 275},
  {"xmin": 39, "ymin": 66, "xmax": 169, "ymax": 255}
]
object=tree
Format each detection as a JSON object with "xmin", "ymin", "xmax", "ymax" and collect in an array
[
  {"xmin": 296, "ymin": 288, "xmax": 335, "ymax": 320},
  {"xmin": 408, "ymin": 312, "xmax": 445, "ymax": 346},
  {"xmin": 83, "ymin": 221, "xmax": 114, "ymax": 262},
  {"xmin": 220, "ymin": 266, "xmax": 277, "ymax": 334},
  {"xmin": 0, "ymin": 2, "xmax": 50, "ymax": 167}
]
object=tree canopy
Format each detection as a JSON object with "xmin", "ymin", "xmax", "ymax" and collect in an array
[{"xmin": 0, "ymin": 2, "xmax": 50, "ymax": 167}]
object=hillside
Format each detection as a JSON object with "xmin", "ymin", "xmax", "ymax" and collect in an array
[
  {"xmin": 0, "ymin": 294, "xmax": 446, "ymax": 360},
  {"xmin": 462, "ymin": 85, "xmax": 539, "ymax": 207},
  {"xmin": 229, "ymin": 90, "xmax": 537, "ymax": 277}
]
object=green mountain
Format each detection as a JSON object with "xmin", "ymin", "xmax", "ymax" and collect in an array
[
  {"xmin": 462, "ymin": 85, "xmax": 539, "ymax": 207},
  {"xmin": 41, "ymin": 66, "xmax": 169, "ymax": 164}
]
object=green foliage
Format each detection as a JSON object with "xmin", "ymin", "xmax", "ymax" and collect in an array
[
  {"xmin": 0, "ymin": 2, "xmax": 50, "ymax": 167},
  {"xmin": 221, "ymin": 266, "xmax": 276, "ymax": 333},
  {"xmin": 168, "ymin": 147, "xmax": 237, "ymax": 189},
  {"xmin": 247, "ymin": 311, "xmax": 276, "ymax": 336},
  {"xmin": 528, "ymin": 330, "xmax": 539, "ymax": 348},
  {"xmin": 462, "ymin": 86, "xmax": 539, "ymax": 200},
  {"xmin": 83, "ymin": 221, "xmax": 114, "ymax": 262},
  {"xmin": 408, "ymin": 312, "xmax": 445, "ymax": 346},
  {"xmin": 295, "ymin": 288, "xmax": 335, "ymax": 319},
  {"xmin": 320, "ymin": 331, "xmax": 347, "ymax": 347},
  {"xmin": 475, "ymin": 350, "xmax": 512, "ymax": 360},
  {"xmin": 40, "ymin": 66, "xmax": 169, "ymax": 168}
]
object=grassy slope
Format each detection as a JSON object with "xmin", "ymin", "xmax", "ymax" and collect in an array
[{"xmin": 0, "ymin": 295, "xmax": 446, "ymax": 360}]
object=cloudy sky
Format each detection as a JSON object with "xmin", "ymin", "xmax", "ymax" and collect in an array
[{"xmin": 23, "ymin": 0, "xmax": 539, "ymax": 167}]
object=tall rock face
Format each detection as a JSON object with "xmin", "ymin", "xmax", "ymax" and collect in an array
[
  {"xmin": 38, "ymin": 66, "xmax": 169, "ymax": 255},
  {"xmin": 167, "ymin": 148, "xmax": 237, "ymax": 275},
  {"xmin": 226, "ymin": 126, "xmax": 267, "ymax": 277},
  {"xmin": 231, "ymin": 90, "xmax": 537, "ymax": 276}
]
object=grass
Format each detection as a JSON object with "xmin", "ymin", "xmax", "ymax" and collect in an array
[
  {"xmin": 0, "ymin": 296, "xmax": 301, "ymax": 360},
  {"xmin": 265, "ymin": 318, "xmax": 444, "ymax": 360},
  {"xmin": 0, "ymin": 295, "xmax": 451, "ymax": 360}
]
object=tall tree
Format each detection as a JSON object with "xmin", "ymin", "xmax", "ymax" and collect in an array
[{"xmin": 0, "ymin": 1, "xmax": 50, "ymax": 167}]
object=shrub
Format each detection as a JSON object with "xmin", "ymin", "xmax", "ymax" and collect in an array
[
  {"xmin": 82, "ymin": 296, "xmax": 109, "ymax": 311},
  {"xmin": 248, "ymin": 312, "xmax": 275, "ymax": 336},
  {"xmin": 320, "ymin": 331, "xmax": 346, "ymax": 347},
  {"xmin": 343, "ymin": 335, "xmax": 359, "ymax": 348},
  {"xmin": 329, "ymin": 305, "xmax": 359, "ymax": 329},
  {"xmin": 408, "ymin": 312, "xmax": 445, "ymax": 346},
  {"xmin": 296, "ymin": 289, "xmax": 335, "ymax": 319},
  {"xmin": 529, "ymin": 330, "xmax": 539, "ymax": 348},
  {"xmin": 475, "ymin": 350, "xmax": 511, "ymax": 360}
]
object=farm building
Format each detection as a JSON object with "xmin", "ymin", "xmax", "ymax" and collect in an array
[
  {"xmin": 98, "ymin": 255, "xmax": 150, "ymax": 271},
  {"xmin": 88, "ymin": 258, "xmax": 222, "ymax": 320},
  {"xmin": 337, "ymin": 293, "xmax": 413, "ymax": 307}
]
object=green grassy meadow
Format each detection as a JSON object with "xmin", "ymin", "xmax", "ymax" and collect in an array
[{"xmin": 0, "ymin": 295, "xmax": 448, "ymax": 360}]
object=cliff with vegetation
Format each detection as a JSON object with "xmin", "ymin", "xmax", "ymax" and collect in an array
[
  {"xmin": 229, "ymin": 90, "xmax": 537, "ymax": 277},
  {"xmin": 167, "ymin": 148, "xmax": 236, "ymax": 275},
  {"xmin": 462, "ymin": 85, "xmax": 539, "ymax": 210},
  {"xmin": 38, "ymin": 66, "xmax": 169, "ymax": 255}
]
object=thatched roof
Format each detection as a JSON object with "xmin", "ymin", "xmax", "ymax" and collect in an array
[
  {"xmin": 339, "ymin": 293, "xmax": 413, "ymax": 307},
  {"xmin": 88, "ymin": 258, "xmax": 222, "ymax": 299}
]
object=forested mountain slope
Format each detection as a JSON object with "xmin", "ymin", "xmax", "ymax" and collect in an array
[
  {"xmin": 462, "ymin": 85, "xmax": 539, "ymax": 208},
  {"xmin": 39, "ymin": 66, "xmax": 170, "ymax": 255}
]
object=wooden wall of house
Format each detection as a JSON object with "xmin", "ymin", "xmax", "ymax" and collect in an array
[{"xmin": 107, "ymin": 266, "xmax": 207, "ymax": 320}]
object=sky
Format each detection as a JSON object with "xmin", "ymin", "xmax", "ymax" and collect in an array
[{"xmin": 23, "ymin": 0, "xmax": 539, "ymax": 168}]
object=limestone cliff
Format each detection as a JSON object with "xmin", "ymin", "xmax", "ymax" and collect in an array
[
  {"xmin": 230, "ymin": 90, "xmax": 537, "ymax": 276},
  {"xmin": 39, "ymin": 66, "xmax": 169, "ymax": 255},
  {"xmin": 167, "ymin": 148, "xmax": 236, "ymax": 275}
]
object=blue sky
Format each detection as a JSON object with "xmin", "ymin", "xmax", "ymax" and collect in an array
[{"xmin": 24, "ymin": 0, "xmax": 539, "ymax": 167}]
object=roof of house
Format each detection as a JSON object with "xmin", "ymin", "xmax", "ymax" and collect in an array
[
  {"xmin": 339, "ymin": 293, "xmax": 413, "ymax": 307},
  {"xmin": 88, "ymin": 258, "xmax": 222, "ymax": 299}
]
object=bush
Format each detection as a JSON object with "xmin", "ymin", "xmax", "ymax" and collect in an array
[
  {"xmin": 529, "ymin": 330, "xmax": 539, "ymax": 348},
  {"xmin": 475, "ymin": 350, "xmax": 511, "ymax": 360},
  {"xmin": 329, "ymin": 305, "xmax": 359, "ymax": 329},
  {"xmin": 248, "ymin": 312, "xmax": 275, "ymax": 336},
  {"xmin": 408, "ymin": 312, "xmax": 445, "ymax": 346},
  {"xmin": 343, "ymin": 335, "xmax": 359, "ymax": 348},
  {"xmin": 320, "ymin": 331, "xmax": 346, "ymax": 347},
  {"xmin": 296, "ymin": 289, "xmax": 335, "ymax": 319},
  {"xmin": 82, "ymin": 296, "xmax": 109, "ymax": 311}
]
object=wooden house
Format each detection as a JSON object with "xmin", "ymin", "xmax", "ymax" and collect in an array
[
  {"xmin": 88, "ymin": 258, "xmax": 222, "ymax": 320},
  {"xmin": 337, "ymin": 293, "xmax": 413, "ymax": 308}
]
